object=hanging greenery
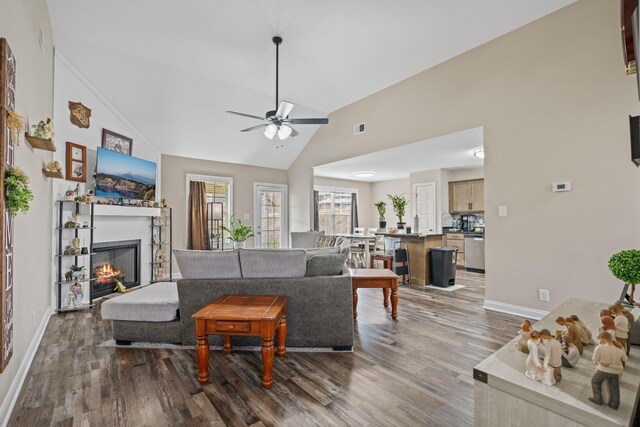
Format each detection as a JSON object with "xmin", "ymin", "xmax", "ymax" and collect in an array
[{"xmin": 5, "ymin": 167, "xmax": 33, "ymax": 216}]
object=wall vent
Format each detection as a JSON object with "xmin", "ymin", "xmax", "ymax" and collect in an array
[{"xmin": 353, "ymin": 123, "xmax": 365, "ymax": 135}]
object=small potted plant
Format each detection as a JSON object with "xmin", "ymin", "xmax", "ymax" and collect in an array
[
  {"xmin": 222, "ymin": 215, "xmax": 255, "ymax": 249},
  {"xmin": 608, "ymin": 249, "xmax": 640, "ymax": 304},
  {"xmin": 374, "ymin": 201, "xmax": 387, "ymax": 228},
  {"xmin": 388, "ymin": 194, "xmax": 408, "ymax": 229}
]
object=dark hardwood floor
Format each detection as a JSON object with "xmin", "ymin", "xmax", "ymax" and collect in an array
[{"xmin": 9, "ymin": 271, "xmax": 519, "ymax": 426}]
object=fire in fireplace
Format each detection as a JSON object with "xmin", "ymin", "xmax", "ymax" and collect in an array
[{"xmin": 92, "ymin": 240, "xmax": 140, "ymax": 298}]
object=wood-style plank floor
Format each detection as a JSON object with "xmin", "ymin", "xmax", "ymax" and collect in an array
[{"xmin": 9, "ymin": 271, "xmax": 520, "ymax": 426}]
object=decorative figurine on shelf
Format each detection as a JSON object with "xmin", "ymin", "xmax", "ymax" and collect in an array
[
  {"xmin": 155, "ymin": 249, "xmax": 167, "ymax": 263},
  {"xmin": 113, "ymin": 280, "xmax": 127, "ymax": 293},
  {"xmin": 69, "ymin": 265, "xmax": 85, "ymax": 280},
  {"xmin": 85, "ymin": 191, "xmax": 94, "ymax": 204},
  {"xmin": 67, "ymin": 291, "xmax": 77, "ymax": 309},
  {"xmin": 153, "ymin": 233, "xmax": 160, "ymax": 244},
  {"xmin": 42, "ymin": 118, "xmax": 53, "ymax": 139},
  {"xmin": 71, "ymin": 237, "xmax": 81, "ymax": 255},
  {"xmin": 540, "ymin": 329, "xmax": 562, "ymax": 385},
  {"xmin": 153, "ymin": 201, "xmax": 159, "ymax": 208},
  {"xmin": 161, "ymin": 198, "xmax": 167, "ymax": 208},
  {"xmin": 35, "ymin": 121, "xmax": 45, "ymax": 138},
  {"xmin": 64, "ymin": 245, "xmax": 74, "ymax": 255},
  {"xmin": 81, "ymin": 247, "xmax": 88, "ymax": 255},
  {"xmin": 65, "ymin": 189, "xmax": 75, "ymax": 201},
  {"xmin": 608, "ymin": 305, "xmax": 630, "ymax": 354},
  {"xmin": 64, "ymin": 270, "xmax": 73, "ymax": 282},
  {"xmin": 516, "ymin": 319, "xmax": 532, "ymax": 354},
  {"xmin": 569, "ymin": 314, "xmax": 595, "ymax": 346},
  {"xmin": 82, "ymin": 221, "xmax": 89, "ymax": 228},
  {"xmin": 615, "ymin": 303, "xmax": 635, "ymax": 355},
  {"xmin": 555, "ymin": 316, "xmax": 583, "ymax": 355},
  {"xmin": 70, "ymin": 282, "xmax": 83, "ymax": 305},
  {"xmin": 154, "ymin": 264, "xmax": 165, "ymax": 281},
  {"xmin": 561, "ymin": 334, "xmax": 580, "ymax": 368},
  {"xmin": 599, "ymin": 316, "xmax": 617, "ymax": 341},
  {"xmin": 525, "ymin": 330, "xmax": 551, "ymax": 384},
  {"xmin": 44, "ymin": 160, "xmax": 61, "ymax": 173},
  {"xmin": 589, "ymin": 331, "xmax": 627, "ymax": 410},
  {"xmin": 30, "ymin": 125, "xmax": 37, "ymax": 137},
  {"xmin": 153, "ymin": 217, "xmax": 160, "ymax": 226}
]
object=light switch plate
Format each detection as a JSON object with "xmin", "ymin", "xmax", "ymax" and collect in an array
[
  {"xmin": 498, "ymin": 205, "xmax": 508, "ymax": 217},
  {"xmin": 552, "ymin": 182, "xmax": 572, "ymax": 192},
  {"xmin": 539, "ymin": 289, "xmax": 550, "ymax": 302}
]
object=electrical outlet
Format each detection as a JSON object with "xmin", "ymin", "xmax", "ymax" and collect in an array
[{"xmin": 538, "ymin": 289, "xmax": 550, "ymax": 302}]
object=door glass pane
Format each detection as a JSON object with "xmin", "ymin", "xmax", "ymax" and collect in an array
[{"xmin": 259, "ymin": 191, "xmax": 282, "ymax": 248}]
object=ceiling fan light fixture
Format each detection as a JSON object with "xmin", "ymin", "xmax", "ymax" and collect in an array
[
  {"xmin": 264, "ymin": 124, "xmax": 278, "ymax": 140},
  {"xmin": 473, "ymin": 147, "xmax": 485, "ymax": 159},
  {"xmin": 278, "ymin": 124, "xmax": 292, "ymax": 140}
]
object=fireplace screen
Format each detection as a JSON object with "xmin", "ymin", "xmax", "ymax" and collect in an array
[{"xmin": 92, "ymin": 240, "xmax": 140, "ymax": 298}]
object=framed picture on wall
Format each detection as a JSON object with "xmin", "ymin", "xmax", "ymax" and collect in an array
[
  {"xmin": 65, "ymin": 141, "xmax": 87, "ymax": 182},
  {"xmin": 101, "ymin": 128, "xmax": 133, "ymax": 156}
]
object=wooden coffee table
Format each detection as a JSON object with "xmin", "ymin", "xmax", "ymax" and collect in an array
[
  {"xmin": 192, "ymin": 295, "xmax": 288, "ymax": 389},
  {"xmin": 350, "ymin": 268, "xmax": 399, "ymax": 320}
]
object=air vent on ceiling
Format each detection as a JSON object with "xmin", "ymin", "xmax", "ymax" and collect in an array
[{"xmin": 353, "ymin": 123, "xmax": 365, "ymax": 135}]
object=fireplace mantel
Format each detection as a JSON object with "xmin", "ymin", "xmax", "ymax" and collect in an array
[{"xmin": 93, "ymin": 205, "xmax": 161, "ymax": 217}]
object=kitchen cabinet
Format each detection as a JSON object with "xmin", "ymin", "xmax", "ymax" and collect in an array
[
  {"xmin": 445, "ymin": 232, "xmax": 465, "ymax": 267},
  {"xmin": 449, "ymin": 179, "xmax": 484, "ymax": 213}
]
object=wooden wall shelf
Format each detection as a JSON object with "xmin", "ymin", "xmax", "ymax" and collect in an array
[
  {"xmin": 42, "ymin": 169, "xmax": 63, "ymax": 179},
  {"xmin": 24, "ymin": 134, "xmax": 56, "ymax": 151}
]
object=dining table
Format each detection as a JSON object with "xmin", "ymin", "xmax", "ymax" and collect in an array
[{"xmin": 335, "ymin": 233, "xmax": 377, "ymax": 267}]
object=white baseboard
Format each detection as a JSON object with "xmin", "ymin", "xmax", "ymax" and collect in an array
[
  {"xmin": 483, "ymin": 299, "xmax": 549, "ymax": 320},
  {"xmin": 0, "ymin": 307, "xmax": 52, "ymax": 427}
]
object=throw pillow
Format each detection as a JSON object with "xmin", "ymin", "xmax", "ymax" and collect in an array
[
  {"xmin": 315, "ymin": 235, "xmax": 337, "ymax": 248},
  {"xmin": 239, "ymin": 249, "xmax": 308, "ymax": 278},
  {"xmin": 173, "ymin": 249, "xmax": 242, "ymax": 279},
  {"xmin": 306, "ymin": 253, "xmax": 348, "ymax": 277}
]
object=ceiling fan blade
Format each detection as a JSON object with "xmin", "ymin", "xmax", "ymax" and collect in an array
[
  {"xmin": 226, "ymin": 111, "xmax": 265, "ymax": 121},
  {"xmin": 275, "ymin": 101, "xmax": 294, "ymax": 118},
  {"xmin": 284, "ymin": 118, "xmax": 329, "ymax": 125},
  {"xmin": 240, "ymin": 124, "xmax": 269, "ymax": 132},
  {"xmin": 289, "ymin": 127, "xmax": 299, "ymax": 137}
]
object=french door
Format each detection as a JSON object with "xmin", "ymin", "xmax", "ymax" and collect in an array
[{"xmin": 254, "ymin": 183, "xmax": 288, "ymax": 248}]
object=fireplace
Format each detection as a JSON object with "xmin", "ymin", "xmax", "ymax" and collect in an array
[{"xmin": 92, "ymin": 240, "xmax": 141, "ymax": 298}]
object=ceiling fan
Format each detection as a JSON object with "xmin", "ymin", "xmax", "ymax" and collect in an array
[{"xmin": 226, "ymin": 36, "xmax": 329, "ymax": 141}]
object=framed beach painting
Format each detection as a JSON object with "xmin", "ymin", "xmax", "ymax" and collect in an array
[{"xmin": 101, "ymin": 128, "xmax": 133, "ymax": 156}]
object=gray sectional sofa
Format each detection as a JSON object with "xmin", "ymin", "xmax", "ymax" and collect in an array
[{"xmin": 101, "ymin": 248, "xmax": 354, "ymax": 350}]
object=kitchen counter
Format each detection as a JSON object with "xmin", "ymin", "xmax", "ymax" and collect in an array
[{"xmin": 375, "ymin": 233, "xmax": 444, "ymax": 285}]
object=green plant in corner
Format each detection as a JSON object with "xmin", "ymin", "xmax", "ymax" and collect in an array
[
  {"xmin": 374, "ymin": 201, "xmax": 386, "ymax": 221},
  {"xmin": 609, "ymin": 249, "xmax": 640, "ymax": 304},
  {"xmin": 221, "ymin": 215, "xmax": 255, "ymax": 242},
  {"xmin": 387, "ymin": 194, "xmax": 408, "ymax": 224},
  {"xmin": 5, "ymin": 167, "xmax": 33, "ymax": 217}
]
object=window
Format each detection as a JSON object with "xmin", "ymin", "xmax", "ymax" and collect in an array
[
  {"xmin": 317, "ymin": 190, "xmax": 352, "ymax": 234},
  {"xmin": 186, "ymin": 175, "xmax": 233, "ymax": 246}
]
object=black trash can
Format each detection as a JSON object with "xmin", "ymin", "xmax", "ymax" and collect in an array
[{"xmin": 430, "ymin": 247, "xmax": 458, "ymax": 287}]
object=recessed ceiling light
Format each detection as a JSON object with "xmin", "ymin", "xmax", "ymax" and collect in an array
[
  {"xmin": 473, "ymin": 147, "xmax": 484, "ymax": 159},
  {"xmin": 353, "ymin": 171, "xmax": 376, "ymax": 178}
]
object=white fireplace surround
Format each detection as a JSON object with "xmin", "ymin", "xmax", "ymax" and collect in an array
[{"xmin": 52, "ymin": 205, "xmax": 162, "ymax": 307}]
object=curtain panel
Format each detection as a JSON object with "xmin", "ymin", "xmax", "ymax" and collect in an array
[
  {"xmin": 313, "ymin": 190, "xmax": 319, "ymax": 231},
  {"xmin": 188, "ymin": 181, "xmax": 209, "ymax": 250},
  {"xmin": 351, "ymin": 193, "xmax": 358, "ymax": 233}
]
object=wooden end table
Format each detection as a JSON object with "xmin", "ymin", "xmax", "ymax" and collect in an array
[
  {"xmin": 192, "ymin": 295, "xmax": 288, "ymax": 389},
  {"xmin": 350, "ymin": 268, "xmax": 399, "ymax": 320}
]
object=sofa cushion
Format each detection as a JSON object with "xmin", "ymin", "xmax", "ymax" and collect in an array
[
  {"xmin": 174, "ymin": 249, "xmax": 242, "ymax": 279},
  {"xmin": 305, "ymin": 246, "xmax": 340, "ymax": 257},
  {"xmin": 306, "ymin": 253, "xmax": 348, "ymax": 277},
  {"xmin": 239, "ymin": 249, "xmax": 307, "ymax": 278},
  {"xmin": 101, "ymin": 282, "xmax": 179, "ymax": 322}
]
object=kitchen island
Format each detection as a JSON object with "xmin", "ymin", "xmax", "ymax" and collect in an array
[{"xmin": 375, "ymin": 233, "xmax": 444, "ymax": 286}]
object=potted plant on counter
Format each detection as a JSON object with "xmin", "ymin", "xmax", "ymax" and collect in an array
[
  {"xmin": 374, "ymin": 201, "xmax": 387, "ymax": 229},
  {"xmin": 388, "ymin": 194, "xmax": 408, "ymax": 229},
  {"xmin": 222, "ymin": 215, "xmax": 255, "ymax": 249},
  {"xmin": 608, "ymin": 249, "xmax": 640, "ymax": 304}
]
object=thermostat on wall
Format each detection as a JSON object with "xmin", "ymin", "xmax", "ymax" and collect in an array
[{"xmin": 552, "ymin": 182, "xmax": 572, "ymax": 192}]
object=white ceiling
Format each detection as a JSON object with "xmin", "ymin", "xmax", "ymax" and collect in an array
[
  {"xmin": 46, "ymin": 0, "xmax": 575, "ymax": 169},
  {"xmin": 314, "ymin": 127, "xmax": 484, "ymax": 182}
]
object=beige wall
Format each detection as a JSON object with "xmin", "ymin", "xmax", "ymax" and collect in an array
[
  {"xmin": 0, "ymin": 0, "xmax": 54, "ymax": 418},
  {"xmin": 161, "ymin": 154, "xmax": 288, "ymax": 264},
  {"xmin": 289, "ymin": 0, "xmax": 640, "ymax": 312},
  {"xmin": 313, "ymin": 176, "xmax": 374, "ymax": 228},
  {"xmin": 370, "ymin": 178, "xmax": 411, "ymax": 227}
]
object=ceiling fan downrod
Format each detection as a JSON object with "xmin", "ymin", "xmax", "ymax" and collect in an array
[{"xmin": 273, "ymin": 36, "xmax": 282, "ymax": 112}]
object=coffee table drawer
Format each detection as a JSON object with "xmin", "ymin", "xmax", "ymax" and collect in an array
[{"xmin": 216, "ymin": 321, "xmax": 251, "ymax": 333}]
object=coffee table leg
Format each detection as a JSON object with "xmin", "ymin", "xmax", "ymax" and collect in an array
[
  {"xmin": 383, "ymin": 288, "xmax": 389, "ymax": 307},
  {"xmin": 352, "ymin": 288, "xmax": 358, "ymax": 319},
  {"xmin": 195, "ymin": 320, "xmax": 210, "ymax": 384},
  {"xmin": 223, "ymin": 335, "xmax": 232, "ymax": 355},
  {"xmin": 261, "ymin": 338, "xmax": 275, "ymax": 388},
  {"xmin": 277, "ymin": 315, "xmax": 287, "ymax": 357},
  {"xmin": 391, "ymin": 282, "xmax": 399, "ymax": 320}
]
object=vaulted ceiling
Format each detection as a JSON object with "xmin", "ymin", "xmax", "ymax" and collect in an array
[{"xmin": 46, "ymin": 0, "xmax": 575, "ymax": 169}]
